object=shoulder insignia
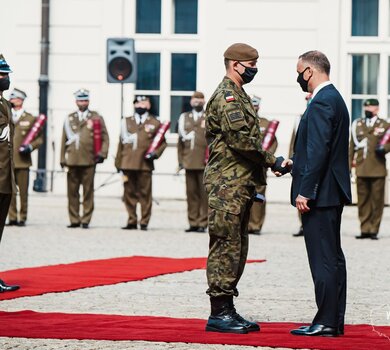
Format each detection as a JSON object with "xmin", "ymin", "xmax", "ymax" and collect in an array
[
  {"xmin": 227, "ymin": 109, "xmax": 244, "ymax": 123},
  {"xmin": 225, "ymin": 92, "xmax": 235, "ymax": 103}
]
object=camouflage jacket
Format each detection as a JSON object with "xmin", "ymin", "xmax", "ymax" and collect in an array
[{"xmin": 203, "ymin": 77, "xmax": 276, "ymax": 187}]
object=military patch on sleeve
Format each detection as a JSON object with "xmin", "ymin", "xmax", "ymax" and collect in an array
[
  {"xmin": 225, "ymin": 92, "xmax": 235, "ymax": 102},
  {"xmin": 227, "ymin": 109, "xmax": 244, "ymax": 123}
]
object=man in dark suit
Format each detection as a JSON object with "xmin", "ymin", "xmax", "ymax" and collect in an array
[{"xmin": 285, "ymin": 51, "xmax": 351, "ymax": 337}]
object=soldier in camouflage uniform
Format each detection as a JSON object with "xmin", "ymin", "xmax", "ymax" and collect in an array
[
  {"xmin": 350, "ymin": 99, "xmax": 390, "ymax": 240},
  {"xmin": 204, "ymin": 43, "xmax": 286, "ymax": 334}
]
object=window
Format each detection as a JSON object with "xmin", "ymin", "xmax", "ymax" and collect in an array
[
  {"xmin": 171, "ymin": 54, "xmax": 197, "ymax": 91},
  {"xmin": 351, "ymin": 0, "xmax": 379, "ymax": 36},
  {"xmin": 351, "ymin": 54, "xmax": 379, "ymax": 121},
  {"xmin": 136, "ymin": 0, "xmax": 161, "ymax": 33},
  {"xmin": 136, "ymin": 53, "xmax": 161, "ymax": 90},
  {"xmin": 135, "ymin": 53, "xmax": 161, "ymax": 116},
  {"xmin": 170, "ymin": 96, "xmax": 192, "ymax": 132},
  {"xmin": 174, "ymin": 0, "xmax": 198, "ymax": 34}
]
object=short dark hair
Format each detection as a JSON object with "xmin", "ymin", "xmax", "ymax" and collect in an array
[
  {"xmin": 224, "ymin": 58, "xmax": 230, "ymax": 69},
  {"xmin": 299, "ymin": 50, "xmax": 331, "ymax": 75}
]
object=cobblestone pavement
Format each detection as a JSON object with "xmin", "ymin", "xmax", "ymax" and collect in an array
[{"xmin": 0, "ymin": 194, "xmax": 389, "ymax": 349}]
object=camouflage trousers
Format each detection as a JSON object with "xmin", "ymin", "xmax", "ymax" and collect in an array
[{"xmin": 205, "ymin": 184, "xmax": 255, "ymax": 298}]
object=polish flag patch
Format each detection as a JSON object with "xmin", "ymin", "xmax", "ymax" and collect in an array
[{"xmin": 225, "ymin": 92, "xmax": 235, "ymax": 102}]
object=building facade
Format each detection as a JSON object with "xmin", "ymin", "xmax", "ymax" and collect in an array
[{"xmin": 1, "ymin": 0, "xmax": 389, "ymax": 201}]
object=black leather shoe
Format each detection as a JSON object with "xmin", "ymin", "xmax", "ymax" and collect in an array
[
  {"xmin": 0, "ymin": 279, "xmax": 20, "ymax": 293},
  {"xmin": 206, "ymin": 312, "xmax": 248, "ymax": 334},
  {"xmin": 185, "ymin": 226, "xmax": 199, "ymax": 232},
  {"xmin": 291, "ymin": 324, "xmax": 338, "ymax": 337},
  {"xmin": 338, "ymin": 325, "xmax": 344, "ymax": 335},
  {"xmin": 356, "ymin": 233, "xmax": 376, "ymax": 239},
  {"xmin": 17, "ymin": 221, "xmax": 26, "ymax": 227},
  {"xmin": 293, "ymin": 227, "xmax": 304, "ymax": 237},
  {"xmin": 227, "ymin": 298, "xmax": 260, "ymax": 332},
  {"xmin": 248, "ymin": 229, "xmax": 261, "ymax": 235},
  {"xmin": 197, "ymin": 227, "xmax": 206, "ymax": 233},
  {"xmin": 6, "ymin": 220, "xmax": 18, "ymax": 226},
  {"xmin": 140, "ymin": 224, "xmax": 148, "ymax": 231},
  {"xmin": 370, "ymin": 234, "xmax": 378, "ymax": 240},
  {"xmin": 81, "ymin": 223, "xmax": 89, "ymax": 229},
  {"xmin": 67, "ymin": 223, "xmax": 80, "ymax": 228},
  {"xmin": 122, "ymin": 224, "xmax": 137, "ymax": 230}
]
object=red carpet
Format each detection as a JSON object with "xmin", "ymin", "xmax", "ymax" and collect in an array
[
  {"xmin": 0, "ymin": 256, "xmax": 265, "ymax": 300},
  {"xmin": 0, "ymin": 310, "xmax": 388, "ymax": 349}
]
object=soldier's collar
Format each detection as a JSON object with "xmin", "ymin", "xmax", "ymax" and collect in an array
[{"xmin": 223, "ymin": 76, "xmax": 247, "ymax": 99}]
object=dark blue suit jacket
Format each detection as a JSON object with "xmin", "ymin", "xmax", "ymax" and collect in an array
[{"xmin": 291, "ymin": 84, "xmax": 352, "ymax": 208}]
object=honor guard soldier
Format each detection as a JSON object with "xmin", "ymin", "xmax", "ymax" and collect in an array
[
  {"xmin": 0, "ymin": 55, "xmax": 20, "ymax": 292},
  {"xmin": 204, "ymin": 43, "xmax": 286, "ymax": 334},
  {"xmin": 350, "ymin": 98, "xmax": 390, "ymax": 240},
  {"xmin": 115, "ymin": 96, "xmax": 167, "ymax": 231},
  {"xmin": 7, "ymin": 89, "xmax": 43, "ymax": 226},
  {"xmin": 177, "ymin": 91, "xmax": 208, "ymax": 233},
  {"xmin": 60, "ymin": 89, "xmax": 109, "ymax": 229},
  {"xmin": 247, "ymin": 95, "xmax": 278, "ymax": 235}
]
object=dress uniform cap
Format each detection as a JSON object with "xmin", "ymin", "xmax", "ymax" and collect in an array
[
  {"xmin": 363, "ymin": 98, "xmax": 379, "ymax": 107},
  {"xmin": 133, "ymin": 95, "xmax": 150, "ymax": 104},
  {"xmin": 0, "ymin": 54, "xmax": 12, "ymax": 73},
  {"xmin": 9, "ymin": 88, "xmax": 27, "ymax": 100},
  {"xmin": 74, "ymin": 88, "xmax": 90, "ymax": 101},
  {"xmin": 224, "ymin": 43, "xmax": 259, "ymax": 61},
  {"xmin": 192, "ymin": 91, "xmax": 204, "ymax": 99},
  {"xmin": 250, "ymin": 95, "xmax": 261, "ymax": 107}
]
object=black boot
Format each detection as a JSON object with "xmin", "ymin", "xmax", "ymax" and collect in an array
[
  {"xmin": 228, "ymin": 298, "xmax": 260, "ymax": 332},
  {"xmin": 205, "ymin": 296, "xmax": 248, "ymax": 334}
]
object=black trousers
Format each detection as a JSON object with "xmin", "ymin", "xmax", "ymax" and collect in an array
[
  {"xmin": 302, "ymin": 205, "xmax": 346, "ymax": 328},
  {"xmin": 0, "ymin": 193, "xmax": 12, "ymax": 242}
]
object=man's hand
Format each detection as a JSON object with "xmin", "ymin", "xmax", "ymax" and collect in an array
[
  {"xmin": 95, "ymin": 155, "xmax": 105, "ymax": 164},
  {"xmin": 272, "ymin": 157, "xmax": 293, "ymax": 177},
  {"xmin": 19, "ymin": 144, "xmax": 32, "ymax": 155},
  {"xmin": 296, "ymin": 195, "xmax": 310, "ymax": 214},
  {"xmin": 375, "ymin": 145, "xmax": 386, "ymax": 156}
]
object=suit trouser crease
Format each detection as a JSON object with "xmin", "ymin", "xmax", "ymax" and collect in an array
[
  {"xmin": 123, "ymin": 170, "xmax": 152, "ymax": 226},
  {"xmin": 185, "ymin": 169, "xmax": 208, "ymax": 227},
  {"xmin": 302, "ymin": 205, "xmax": 347, "ymax": 328},
  {"xmin": 9, "ymin": 168, "xmax": 29, "ymax": 221},
  {"xmin": 67, "ymin": 166, "xmax": 95, "ymax": 224},
  {"xmin": 206, "ymin": 186, "xmax": 253, "ymax": 298},
  {"xmin": 356, "ymin": 177, "xmax": 385, "ymax": 234}
]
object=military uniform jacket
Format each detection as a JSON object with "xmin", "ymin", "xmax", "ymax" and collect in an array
[
  {"xmin": 204, "ymin": 77, "xmax": 276, "ymax": 187},
  {"xmin": 115, "ymin": 114, "xmax": 167, "ymax": 171},
  {"xmin": 60, "ymin": 110, "xmax": 109, "ymax": 167},
  {"xmin": 0, "ymin": 97, "xmax": 16, "ymax": 194},
  {"xmin": 177, "ymin": 111, "xmax": 207, "ymax": 170},
  {"xmin": 349, "ymin": 116, "xmax": 390, "ymax": 177},
  {"xmin": 13, "ymin": 111, "xmax": 44, "ymax": 169}
]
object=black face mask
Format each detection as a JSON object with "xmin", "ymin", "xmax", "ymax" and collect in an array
[
  {"xmin": 193, "ymin": 104, "xmax": 204, "ymax": 112},
  {"xmin": 297, "ymin": 67, "xmax": 311, "ymax": 92},
  {"xmin": 365, "ymin": 110, "xmax": 374, "ymax": 118},
  {"xmin": 0, "ymin": 76, "xmax": 10, "ymax": 92},
  {"xmin": 135, "ymin": 107, "xmax": 147, "ymax": 115},
  {"xmin": 238, "ymin": 62, "xmax": 258, "ymax": 84}
]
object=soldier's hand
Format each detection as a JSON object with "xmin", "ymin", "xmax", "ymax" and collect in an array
[
  {"xmin": 19, "ymin": 144, "xmax": 33, "ymax": 154},
  {"xmin": 95, "ymin": 155, "xmax": 105, "ymax": 164},
  {"xmin": 271, "ymin": 156, "xmax": 292, "ymax": 176},
  {"xmin": 145, "ymin": 151, "xmax": 157, "ymax": 161},
  {"xmin": 375, "ymin": 145, "xmax": 386, "ymax": 156}
]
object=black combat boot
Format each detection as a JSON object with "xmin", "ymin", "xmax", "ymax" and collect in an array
[
  {"xmin": 228, "ymin": 298, "xmax": 260, "ymax": 332},
  {"xmin": 205, "ymin": 296, "xmax": 248, "ymax": 334}
]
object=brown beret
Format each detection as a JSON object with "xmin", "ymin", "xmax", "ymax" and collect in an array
[
  {"xmin": 192, "ymin": 91, "xmax": 204, "ymax": 99},
  {"xmin": 224, "ymin": 43, "xmax": 259, "ymax": 61}
]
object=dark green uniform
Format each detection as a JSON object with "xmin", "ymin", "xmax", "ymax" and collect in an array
[
  {"xmin": 204, "ymin": 77, "xmax": 276, "ymax": 298},
  {"xmin": 349, "ymin": 116, "xmax": 390, "ymax": 236},
  {"xmin": 248, "ymin": 117, "xmax": 278, "ymax": 233}
]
